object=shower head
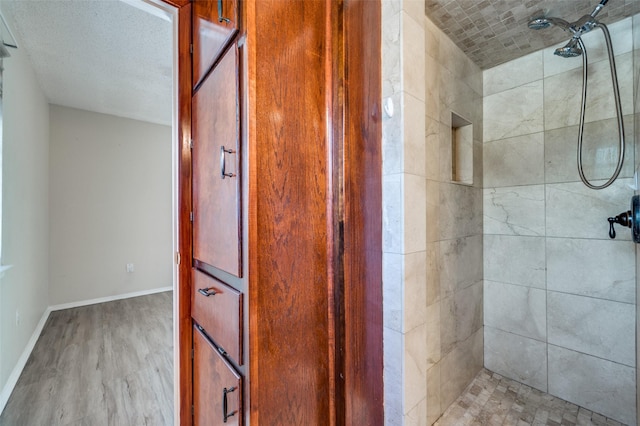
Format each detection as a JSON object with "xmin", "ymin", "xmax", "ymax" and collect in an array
[
  {"xmin": 528, "ymin": 15, "xmax": 573, "ymax": 32},
  {"xmin": 554, "ymin": 38, "xmax": 583, "ymax": 58},
  {"xmin": 528, "ymin": 17, "xmax": 552, "ymax": 30}
]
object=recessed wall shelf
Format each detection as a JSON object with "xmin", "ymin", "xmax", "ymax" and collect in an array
[{"xmin": 451, "ymin": 112, "xmax": 473, "ymax": 185}]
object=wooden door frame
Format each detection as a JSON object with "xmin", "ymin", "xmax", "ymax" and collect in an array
[{"xmin": 154, "ymin": 1, "xmax": 192, "ymax": 425}]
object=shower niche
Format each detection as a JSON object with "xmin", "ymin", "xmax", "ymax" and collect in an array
[{"xmin": 451, "ymin": 112, "xmax": 473, "ymax": 185}]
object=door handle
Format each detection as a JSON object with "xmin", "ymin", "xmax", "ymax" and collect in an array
[
  {"xmin": 222, "ymin": 386, "xmax": 237, "ymax": 423},
  {"xmin": 220, "ymin": 146, "xmax": 236, "ymax": 179},
  {"xmin": 217, "ymin": 0, "xmax": 231, "ymax": 23},
  {"xmin": 198, "ymin": 287, "xmax": 218, "ymax": 297}
]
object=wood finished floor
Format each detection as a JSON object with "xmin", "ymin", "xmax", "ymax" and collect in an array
[{"xmin": 0, "ymin": 292, "xmax": 173, "ymax": 426}]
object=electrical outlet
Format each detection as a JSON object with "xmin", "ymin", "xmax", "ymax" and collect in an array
[
  {"xmin": 15, "ymin": 310, "xmax": 20, "ymax": 326},
  {"xmin": 126, "ymin": 263, "xmax": 134, "ymax": 273}
]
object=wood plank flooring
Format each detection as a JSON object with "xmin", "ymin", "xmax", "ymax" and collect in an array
[{"xmin": 0, "ymin": 291, "xmax": 174, "ymax": 426}]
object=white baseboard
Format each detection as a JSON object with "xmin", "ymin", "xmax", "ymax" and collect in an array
[
  {"xmin": 0, "ymin": 305, "xmax": 52, "ymax": 414},
  {"xmin": 49, "ymin": 286, "xmax": 173, "ymax": 312},
  {"xmin": 0, "ymin": 285, "xmax": 172, "ymax": 415}
]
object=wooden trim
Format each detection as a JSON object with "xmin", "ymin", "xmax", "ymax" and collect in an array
[
  {"xmin": 342, "ymin": 0, "xmax": 384, "ymax": 423},
  {"xmin": 248, "ymin": 1, "xmax": 332, "ymax": 423},
  {"xmin": 327, "ymin": 0, "xmax": 345, "ymax": 424},
  {"xmin": 160, "ymin": 0, "xmax": 189, "ymax": 8},
  {"xmin": 173, "ymin": 2, "xmax": 193, "ymax": 425}
]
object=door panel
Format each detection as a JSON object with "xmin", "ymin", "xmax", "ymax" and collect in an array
[
  {"xmin": 193, "ymin": 0, "xmax": 238, "ymax": 88},
  {"xmin": 193, "ymin": 324, "xmax": 243, "ymax": 426},
  {"xmin": 192, "ymin": 43, "xmax": 242, "ymax": 277}
]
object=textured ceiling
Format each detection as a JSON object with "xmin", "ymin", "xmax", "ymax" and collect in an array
[
  {"xmin": 1, "ymin": 0, "xmax": 173, "ymax": 126},
  {"xmin": 425, "ymin": 0, "xmax": 640, "ymax": 70}
]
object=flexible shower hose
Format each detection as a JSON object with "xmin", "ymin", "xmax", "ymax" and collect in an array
[{"xmin": 576, "ymin": 22, "xmax": 625, "ymax": 190}]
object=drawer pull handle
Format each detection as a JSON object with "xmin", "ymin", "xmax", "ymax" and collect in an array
[
  {"xmin": 198, "ymin": 287, "xmax": 218, "ymax": 297},
  {"xmin": 220, "ymin": 146, "xmax": 236, "ymax": 179},
  {"xmin": 222, "ymin": 386, "xmax": 237, "ymax": 423},
  {"xmin": 217, "ymin": 0, "xmax": 231, "ymax": 23}
]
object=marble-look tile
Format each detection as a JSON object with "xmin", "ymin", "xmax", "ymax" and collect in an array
[
  {"xmin": 440, "ymin": 281, "xmax": 482, "ymax": 357},
  {"xmin": 544, "ymin": 115, "xmax": 634, "ymax": 183},
  {"xmin": 426, "ymin": 364, "xmax": 442, "ymax": 425},
  {"xmin": 484, "ymin": 281, "xmax": 546, "ymax": 341},
  {"xmin": 404, "ymin": 250, "xmax": 427, "ymax": 332},
  {"xmin": 425, "ymin": 117, "xmax": 439, "ymax": 181},
  {"xmin": 543, "ymin": 17, "xmax": 633, "ymax": 78},
  {"xmin": 405, "ymin": 397, "xmax": 428, "ymax": 426},
  {"xmin": 439, "ymin": 183, "xmax": 482, "ymax": 240},
  {"xmin": 472, "ymin": 141, "xmax": 483, "ymax": 189},
  {"xmin": 438, "ymin": 235, "xmax": 483, "ymax": 298},
  {"xmin": 382, "ymin": 8, "xmax": 400, "ymax": 98},
  {"xmin": 383, "ymin": 327, "xmax": 404, "ymax": 426},
  {"xmin": 438, "ymin": 70, "xmax": 478, "ymax": 131},
  {"xmin": 548, "ymin": 345, "xmax": 636, "ymax": 426},
  {"xmin": 440, "ymin": 82, "xmax": 477, "ymax": 137},
  {"xmin": 483, "ymin": 185, "xmax": 545, "ymax": 236},
  {"xmin": 484, "ymin": 327, "xmax": 547, "ymax": 392},
  {"xmin": 383, "ymin": 91, "xmax": 403, "ymax": 176},
  {"xmin": 483, "ymin": 81, "xmax": 544, "ymax": 142},
  {"xmin": 404, "ymin": 174, "xmax": 427, "ymax": 253},
  {"xmin": 402, "ymin": 0, "xmax": 424, "ymax": 27},
  {"xmin": 426, "ymin": 301, "xmax": 441, "ymax": 368},
  {"xmin": 483, "ymin": 235, "xmax": 545, "ymax": 289},
  {"xmin": 439, "ymin": 328, "xmax": 483, "ymax": 413},
  {"xmin": 383, "ymin": 174, "xmax": 404, "ymax": 253},
  {"xmin": 405, "ymin": 322, "xmax": 428, "ymax": 412},
  {"xmin": 437, "ymin": 31, "xmax": 462, "ymax": 82},
  {"xmin": 545, "ymin": 178, "xmax": 634, "ymax": 240},
  {"xmin": 463, "ymin": 61, "xmax": 483, "ymax": 98},
  {"xmin": 426, "ymin": 241, "xmax": 440, "ymax": 305},
  {"xmin": 425, "ymin": 58, "xmax": 440, "ymax": 121},
  {"xmin": 402, "ymin": 11, "xmax": 425, "ymax": 102},
  {"xmin": 383, "ymin": 252, "xmax": 403, "ymax": 333},
  {"xmin": 424, "ymin": 15, "xmax": 440, "ymax": 61},
  {"xmin": 546, "ymin": 238, "xmax": 635, "ymax": 303},
  {"xmin": 437, "ymin": 31, "xmax": 481, "ymax": 95},
  {"xmin": 426, "ymin": 179, "xmax": 440, "ymax": 243},
  {"xmin": 484, "ymin": 51, "xmax": 543, "ymax": 97},
  {"xmin": 404, "ymin": 93, "xmax": 426, "ymax": 177},
  {"xmin": 483, "ymin": 132, "xmax": 544, "ymax": 187},
  {"xmin": 438, "ymin": 122, "xmax": 452, "ymax": 182},
  {"xmin": 544, "ymin": 53, "xmax": 633, "ymax": 130},
  {"xmin": 547, "ymin": 292, "xmax": 635, "ymax": 367},
  {"xmin": 381, "ymin": 0, "xmax": 401, "ymax": 18}
]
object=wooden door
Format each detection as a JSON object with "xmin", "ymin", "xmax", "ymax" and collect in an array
[
  {"xmin": 192, "ymin": 42, "xmax": 241, "ymax": 277},
  {"xmin": 193, "ymin": 325, "xmax": 243, "ymax": 425}
]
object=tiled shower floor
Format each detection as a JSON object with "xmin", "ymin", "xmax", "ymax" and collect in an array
[{"xmin": 434, "ymin": 369, "xmax": 626, "ymax": 426}]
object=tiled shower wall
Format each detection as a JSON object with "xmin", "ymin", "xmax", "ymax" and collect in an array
[
  {"xmin": 423, "ymin": 14, "xmax": 484, "ymax": 426},
  {"xmin": 382, "ymin": 1, "xmax": 484, "ymax": 423},
  {"xmin": 483, "ymin": 16, "xmax": 636, "ymax": 426}
]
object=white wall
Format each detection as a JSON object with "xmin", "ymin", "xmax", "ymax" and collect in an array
[
  {"xmin": 0, "ymin": 12, "xmax": 50, "ymax": 398},
  {"xmin": 49, "ymin": 105, "xmax": 172, "ymax": 305}
]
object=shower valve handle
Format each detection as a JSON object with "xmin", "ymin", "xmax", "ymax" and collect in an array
[
  {"xmin": 607, "ymin": 196, "xmax": 640, "ymax": 242},
  {"xmin": 608, "ymin": 211, "xmax": 632, "ymax": 239}
]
